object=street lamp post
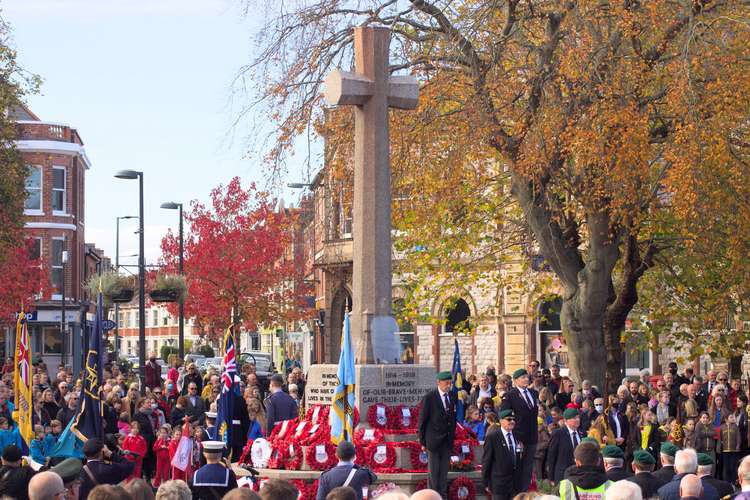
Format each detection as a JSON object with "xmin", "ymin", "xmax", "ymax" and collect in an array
[
  {"xmin": 160, "ymin": 201, "xmax": 184, "ymax": 360},
  {"xmin": 115, "ymin": 215, "xmax": 138, "ymax": 353},
  {"xmin": 60, "ymin": 246, "xmax": 68, "ymax": 366},
  {"xmin": 115, "ymin": 170, "xmax": 146, "ymax": 393}
]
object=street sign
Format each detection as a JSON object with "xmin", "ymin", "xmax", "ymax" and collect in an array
[{"xmin": 102, "ymin": 320, "xmax": 116, "ymax": 331}]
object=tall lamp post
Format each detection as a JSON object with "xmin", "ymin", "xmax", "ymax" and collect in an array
[
  {"xmin": 60, "ymin": 245, "xmax": 68, "ymax": 367},
  {"xmin": 114, "ymin": 170, "xmax": 146, "ymax": 393},
  {"xmin": 160, "ymin": 201, "xmax": 185, "ymax": 360},
  {"xmin": 115, "ymin": 215, "xmax": 138, "ymax": 353}
]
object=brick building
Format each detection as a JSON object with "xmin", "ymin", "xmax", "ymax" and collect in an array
[
  {"xmin": 6, "ymin": 105, "xmax": 93, "ymax": 371},
  {"xmin": 114, "ymin": 303, "xmax": 204, "ymax": 359}
]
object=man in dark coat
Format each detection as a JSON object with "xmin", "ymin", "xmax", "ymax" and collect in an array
[
  {"xmin": 607, "ymin": 400, "xmax": 629, "ymax": 450},
  {"xmin": 652, "ymin": 442, "xmax": 679, "ymax": 484},
  {"xmin": 78, "ymin": 439, "xmax": 134, "ymax": 500},
  {"xmin": 191, "ymin": 441, "xmax": 238, "ymax": 500},
  {"xmin": 547, "ymin": 407, "xmax": 584, "ymax": 483},
  {"xmin": 602, "ymin": 445, "xmax": 632, "ymax": 481},
  {"xmin": 482, "ymin": 409, "xmax": 522, "ymax": 500},
  {"xmin": 696, "ymin": 453, "xmax": 735, "ymax": 499},
  {"xmin": 265, "ymin": 373, "xmax": 298, "ymax": 435},
  {"xmin": 316, "ymin": 441, "xmax": 377, "ymax": 500},
  {"xmin": 626, "ymin": 449, "xmax": 665, "ymax": 498},
  {"xmin": 144, "ymin": 352, "xmax": 161, "ymax": 390},
  {"xmin": 500, "ymin": 368, "xmax": 538, "ymax": 491},
  {"xmin": 418, "ymin": 370, "xmax": 457, "ymax": 498},
  {"xmin": 656, "ymin": 448, "xmax": 719, "ymax": 500},
  {"xmin": 182, "ymin": 363, "xmax": 204, "ymax": 395},
  {"xmin": 185, "ymin": 381, "xmax": 207, "ymax": 425}
]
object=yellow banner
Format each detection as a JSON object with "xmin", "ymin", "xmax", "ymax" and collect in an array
[{"xmin": 13, "ymin": 313, "xmax": 33, "ymax": 447}]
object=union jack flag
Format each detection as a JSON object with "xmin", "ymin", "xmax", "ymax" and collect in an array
[{"xmin": 212, "ymin": 325, "xmax": 239, "ymax": 455}]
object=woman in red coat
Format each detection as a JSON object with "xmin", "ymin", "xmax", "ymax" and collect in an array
[{"xmin": 122, "ymin": 420, "xmax": 148, "ymax": 479}]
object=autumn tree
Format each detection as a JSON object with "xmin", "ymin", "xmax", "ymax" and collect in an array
[
  {"xmin": 236, "ymin": 0, "xmax": 750, "ymax": 389},
  {"xmin": 160, "ymin": 177, "xmax": 312, "ymax": 346}
]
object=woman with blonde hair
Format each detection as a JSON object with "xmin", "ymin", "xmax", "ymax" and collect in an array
[{"xmin": 123, "ymin": 383, "xmax": 142, "ymax": 418}]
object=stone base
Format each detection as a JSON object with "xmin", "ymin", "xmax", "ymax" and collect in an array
[
  {"xmin": 248, "ymin": 468, "xmax": 489, "ymax": 499},
  {"xmin": 305, "ymin": 364, "xmax": 436, "ymax": 417}
]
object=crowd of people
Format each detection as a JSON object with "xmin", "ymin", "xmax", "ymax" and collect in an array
[{"xmin": 438, "ymin": 359, "xmax": 750, "ymax": 499}]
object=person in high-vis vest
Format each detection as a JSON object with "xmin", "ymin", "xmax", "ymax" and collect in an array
[{"xmin": 558, "ymin": 441, "xmax": 613, "ymax": 500}]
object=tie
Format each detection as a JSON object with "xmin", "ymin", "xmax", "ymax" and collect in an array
[
  {"xmin": 506, "ymin": 433, "xmax": 516, "ymax": 463},
  {"xmin": 523, "ymin": 390, "xmax": 534, "ymax": 409},
  {"xmin": 443, "ymin": 393, "xmax": 450, "ymax": 411},
  {"xmin": 572, "ymin": 431, "xmax": 579, "ymax": 448}
]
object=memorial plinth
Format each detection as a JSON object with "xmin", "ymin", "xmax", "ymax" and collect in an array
[{"xmin": 305, "ymin": 364, "xmax": 436, "ymax": 418}]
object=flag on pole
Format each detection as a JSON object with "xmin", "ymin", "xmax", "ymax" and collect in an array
[
  {"xmin": 330, "ymin": 312, "xmax": 355, "ymax": 444},
  {"xmin": 212, "ymin": 324, "xmax": 239, "ymax": 453},
  {"xmin": 12, "ymin": 311, "xmax": 33, "ymax": 451},
  {"xmin": 451, "ymin": 339, "xmax": 466, "ymax": 423},
  {"xmin": 49, "ymin": 417, "xmax": 84, "ymax": 459},
  {"xmin": 171, "ymin": 418, "xmax": 193, "ymax": 474},
  {"xmin": 71, "ymin": 293, "xmax": 104, "ymax": 442}
]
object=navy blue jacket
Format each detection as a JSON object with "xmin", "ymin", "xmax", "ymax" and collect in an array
[
  {"xmin": 656, "ymin": 472, "xmax": 719, "ymax": 500},
  {"xmin": 78, "ymin": 454, "xmax": 135, "ymax": 500},
  {"xmin": 265, "ymin": 390, "xmax": 298, "ymax": 435},
  {"xmin": 316, "ymin": 464, "xmax": 377, "ymax": 500}
]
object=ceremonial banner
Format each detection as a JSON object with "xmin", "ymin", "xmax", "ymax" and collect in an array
[
  {"xmin": 451, "ymin": 339, "xmax": 466, "ymax": 423},
  {"xmin": 171, "ymin": 418, "xmax": 193, "ymax": 473},
  {"xmin": 212, "ymin": 325, "xmax": 239, "ymax": 454},
  {"xmin": 71, "ymin": 293, "xmax": 104, "ymax": 441},
  {"xmin": 330, "ymin": 312, "xmax": 355, "ymax": 444},
  {"xmin": 12, "ymin": 311, "xmax": 33, "ymax": 450}
]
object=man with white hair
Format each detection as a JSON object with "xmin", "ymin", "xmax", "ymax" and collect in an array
[
  {"xmin": 696, "ymin": 453, "xmax": 734, "ymax": 498},
  {"xmin": 678, "ymin": 474, "xmax": 702, "ymax": 500},
  {"xmin": 735, "ymin": 455, "xmax": 750, "ymax": 499},
  {"xmin": 657, "ymin": 448, "xmax": 719, "ymax": 500},
  {"xmin": 28, "ymin": 471, "xmax": 66, "ymax": 500},
  {"xmin": 605, "ymin": 480, "xmax": 642, "ymax": 500}
]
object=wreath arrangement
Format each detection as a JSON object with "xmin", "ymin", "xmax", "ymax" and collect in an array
[
  {"xmin": 290, "ymin": 479, "xmax": 319, "ymax": 500},
  {"xmin": 305, "ymin": 405, "xmax": 330, "ymax": 424},
  {"xmin": 398, "ymin": 441, "xmax": 428, "ymax": 471},
  {"xmin": 453, "ymin": 440, "xmax": 475, "ymax": 463},
  {"xmin": 389, "ymin": 405, "xmax": 416, "ymax": 429},
  {"xmin": 367, "ymin": 403, "xmax": 390, "ymax": 429},
  {"xmin": 305, "ymin": 442, "xmax": 338, "ymax": 471},
  {"xmin": 353, "ymin": 427, "xmax": 384, "ymax": 446},
  {"xmin": 365, "ymin": 442, "xmax": 397, "ymax": 471},
  {"xmin": 455, "ymin": 422, "xmax": 478, "ymax": 441},
  {"xmin": 298, "ymin": 421, "xmax": 331, "ymax": 446},
  {"xmin": 268, "ymin": 418, "xmax": 299, "ymax": 442},
  {"xmin": 448, "ymin": 476, "xmax": 476, "ymax": 500},
  {"xmin": 238, "ymin": 439, "xmax": 255, "ymax": 465}
]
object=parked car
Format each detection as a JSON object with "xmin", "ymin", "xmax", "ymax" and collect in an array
[{"xmin": 184, "ymin": 353, "xmax": 205, "ymax": 366}]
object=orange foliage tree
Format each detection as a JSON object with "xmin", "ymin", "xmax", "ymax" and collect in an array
[{"xmin": 238, "ymin": 0, "xmax": 750, "ymax": 389}]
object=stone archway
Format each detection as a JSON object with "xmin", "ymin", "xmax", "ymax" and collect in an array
[{"xmin": 328, "ymin": 289, "xmax": 352, "ymax": 363}]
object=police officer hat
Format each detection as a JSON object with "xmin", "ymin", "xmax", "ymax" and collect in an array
[{"xmin": 205, "ymin": 412, "xmax": 217, "ymax": 419}]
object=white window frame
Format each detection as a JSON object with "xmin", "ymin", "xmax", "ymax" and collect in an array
[
  {"xmin": 52, "ymin": 166, "xmax": 67, "ymax": 215},
  {"xmin": 50, "ymin": 237, "xmax": 65, "ymax": 300},
  {"xmin": 24, "ymin": 165, "xmax": 43, "ymax": 215},
  {"xmin": 152, "ymin": 309, "xmax": 159, "ymax": 327}
]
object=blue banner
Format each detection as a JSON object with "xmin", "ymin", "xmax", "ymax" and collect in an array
[
  {"xmin": 71, "ymin": 293, "xmax": 104, "ymax": 442},
  {"xmin": 212, "ymin": 325, "xmax": 239, "ymax": 457},
  {"xmin": 451, "ymin": 339, "xmax": 465, "ymax": 423},
  {"xmin": 330, "ymin": 312, "xmax": 355, "ymax": 444}
]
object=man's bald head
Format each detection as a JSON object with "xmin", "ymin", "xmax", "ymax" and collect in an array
[
  {"xmin": 410, "ymin": 490, "xmax": 442, "ymax": 500},
  {"xmin": 679, "ymin": 474, "xmax": 702, "ymax": 498},
  {"xmin": 28, "ymin": 471, "xmax": 65, "ymax": 500}
]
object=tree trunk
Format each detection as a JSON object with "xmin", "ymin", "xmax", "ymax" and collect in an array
[{"xmin": 561, "ymin": 297, "xmax": 607, "ymax": 390}]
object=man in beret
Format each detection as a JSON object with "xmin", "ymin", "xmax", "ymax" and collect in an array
[
  {"xmin": 696, "ymin": 453, "xmax": 734, "ymax": 498},
  {"xmin": 547, "ymin": 407, "xmax": 584, "ymax": 483},
  {"xmin": 78, "ymin": 438, "xmax": 134, "ymax": 500},
  {"xmin": 482, "ymin": 410, "xmax": 522, "ymax": 500},
  {"xmin": 653, "ymin": 441, "xmax": 679, "ymax": 484},
  {"xmin": 49, "ymin": 457, "xmax": 83, "ymax": 500},
  {"xmin": 627, "ymin": 449, "xmax": 664, "ymax": 498},
  {"xmin": 500, "ymin": 368, "xmax": 538, "ymax": 491},
  {"xmin": 601, "ymin": 445, "xmax": 632, "ymax": 481},
  {"xmin": 418, "ymin": 371, "xmax": 457, "ymax": 498}
]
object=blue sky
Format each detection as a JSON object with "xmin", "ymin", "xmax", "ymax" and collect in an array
[{"xmin": 3, "ymin": 0, "xmax": 314, "ymax": 264}]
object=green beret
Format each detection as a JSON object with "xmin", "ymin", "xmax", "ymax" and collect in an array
[
  {"xmin": 437, "ymin": 371, "xmax": 452, "ymax": 381},
  {"xmin": 581, "ymin": 437, "xmax": 599, "ymax": 446},
  {"xmin": 602, "ymin": 445, "xmax": 624, "ymax": 459},
  {"xmin": 697, "ymin": 453, "xmax": 714, "ymax": 466},
  {"xmin": 498, "ymin": 409, "xmax": 514, "ymax": 419},
  {"xmin": 512, "ymin": 368, "xmax": 528, "ymax": 380},
  {"xmin": 660, "ymin": 442, "xmax": 679, "ymax": 457},
  {"xmin": 49, "ymin": 458, "xmax": 83, "ymax": 485},
  {"xmin": 633, "ymin": 450, "xmax": 655, "ymax": 465},
  {"xmin": 562, "ymin": 408, "xmax": 579, "ymax": 420}
]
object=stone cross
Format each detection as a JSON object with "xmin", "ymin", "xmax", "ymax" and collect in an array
[{"xmin": 324, "ymin": 26, "xmax": 419, "ymax": 363}]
